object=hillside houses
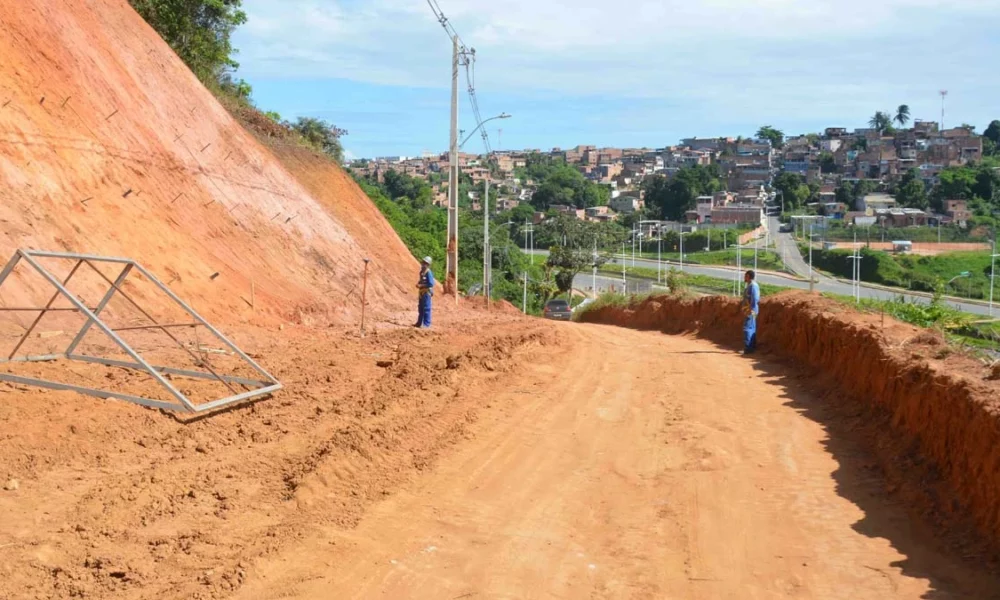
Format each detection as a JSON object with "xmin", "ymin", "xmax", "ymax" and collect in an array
[{"xmin": 348, "ymin": 117, "xmax": 989, "ymax": 233}]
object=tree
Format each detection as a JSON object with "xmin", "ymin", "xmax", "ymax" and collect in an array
[
  {"xmin": 895, "ymin": 169, "xmax": 928, "ymax": 210},
  {"xmin": 851, "ymin": 138, "xmax": 869, "ymax": 152},
  {"xmin": 130, "ymin": 0, "xmax": 247, "ymax": 82},
  {"xmin": 643, "ymin": 165, "xmax": 721, "ymax": 221},
  {"xmin": 756, "ymin": 126, "xmax": 785, "ymax": 149},
  {"xmin": 546, "ymin": 246, "xmax": 608, "ymax": 295},
  {"xmin": 772, "ymin": 172, "xmax": 809, "ymax": 211},
  {"xmin": 818, "ymin": 152, "xmax": 836, "ymax": 174},
  {"xmin": 894, "ymin": 105, "xmax": 911, "ymax": 128},
  {"xmin": 868, "ymin": 111, "xmax": 892, "ymax": 135},
  {"xmin": 984, "ymin": 120, "xmax": 1000, "ymax": 147},
  {"xmin": 290, "ymin": 117, "xmax": 348, "ymax": 162},
  {"xmin": 834, "ymin": 184, "xmax": 853, "ymax": 205}
]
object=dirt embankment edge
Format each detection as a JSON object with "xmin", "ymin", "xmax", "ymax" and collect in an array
[{"xmin": 579, "ymin": 291, "xmax": 1000, "ymax": 550}]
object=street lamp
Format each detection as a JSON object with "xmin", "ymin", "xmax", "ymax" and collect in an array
[
  {"xmin": 808, "ymin": 223, "xmax": 820, "ymax": 293},
  {"xmin": 947, "ymin": 271, "xmax": 973, "ymax": 299},
  {"xmin": 459, "ymin": 113, "xmax": 512, "ymax": 148},
  {"xmin": 679, "ymin": 231, "xmax": 692, "ymax": 273}
]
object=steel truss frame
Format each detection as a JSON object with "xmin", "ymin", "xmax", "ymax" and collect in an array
[{"xmin": 0, "ymin": 250, "xmax": 281, "ymax": 413}]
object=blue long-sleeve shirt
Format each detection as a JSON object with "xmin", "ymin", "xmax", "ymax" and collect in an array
[
  {"xmin": 744, "ymin": 281, "xmax": 760, "ymax": 316},
  {"xmin": 419, "ymin": 269, "xmax": 436, "ymax": 295}
]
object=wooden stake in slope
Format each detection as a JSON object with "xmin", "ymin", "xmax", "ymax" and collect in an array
[{"xmin": 360, "ymin": 259, "xmax": 370, "ymax": 337}]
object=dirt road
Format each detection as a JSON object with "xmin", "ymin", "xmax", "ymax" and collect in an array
[{"xmin": 235, "ymin": 324, "xmax": 1000, "ymax": 599}]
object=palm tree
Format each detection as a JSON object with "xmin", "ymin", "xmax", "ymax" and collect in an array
[
  {"xmin": 895, "ymin": 105, "xmax": 910, "ymax": 128},
  {"xmin": 868, "ymin": 111, "xmax": 891, "ymax": 135}
]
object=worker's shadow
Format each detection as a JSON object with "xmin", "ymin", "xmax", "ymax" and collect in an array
[{"xmin": 734, "ymin": 343, "xmax": 1000, "ymax": 600}]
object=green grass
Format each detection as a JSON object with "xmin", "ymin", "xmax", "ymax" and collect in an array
[
  {"xmin": 596, "ymin": 264, "xmax": 789, "ymax": 297},
  {"xmin": 806, "ymin": 246, "xmax": 996, "ymax": 298},
  {"xmin": 808, "ymin": 224, "xmax": 990, "ymax": 243},
  {"xmin": 626, "ymin": 248, "xmax": 787, "ymax": 271},
  {"xmin": 822, "ymin": 292, "xmax": 1000, "ymax": 353}
]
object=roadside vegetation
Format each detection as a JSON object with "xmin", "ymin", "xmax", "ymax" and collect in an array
[
  {"xmin": 130, "ymin": 0, "xmax": 348, "ymax": 160},
  {"xmin": 805, "ymin": 246, "xmax": 996, "ymax": 298}
]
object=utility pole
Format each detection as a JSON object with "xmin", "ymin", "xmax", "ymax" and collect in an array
[
  {"xmin": 445, "ymin": 35, "xmax": 460, "ymax": 302},
  {"xmin": 848, "ymin": 231, "xmax": 862, "ymax": 303},
  {"xmin": 940, "ymin": 89, "xmax": 948, "ymax": 131},
  {"xmin": 808, "ymin": 223, "xmax": 814, "ymax": 293},
  {"xmin": 735, "ymin": 243, "xmax": 742, "ymax": 297},
  {"xmin": 621, "ymin": 241, "xmax": 626, "ymax": 289},
  {"xmin": 522, "ymin": 271, "xmax": 527, "ymax": 314},
  {"xmin": 754, "ymin": 236, "xmax": 758, "ymax": 272},
  {"xmin": 483, "ymin": 176, "xmax": 490, "ymax": 309},
  {"xmin": 592, "ymin": 239, "xmax": 598, "ymax": 297},
  {"xmin": 657, "ymin": 233, "xmax": 662, "ymax": 283},
  {"xmin": 632, "ymin": 222, "xmax": 636, "ymax": 267},
  {"xmin": 990, "ymin": 238, "xmax": 998, "ymax": 317}
]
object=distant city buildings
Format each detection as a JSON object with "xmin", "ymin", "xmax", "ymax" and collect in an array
[{"xmin": 349, "ymin": 121, "xmax": 987, "ymax": 230}]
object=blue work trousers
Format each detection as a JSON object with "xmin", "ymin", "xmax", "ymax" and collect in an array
[
  {"xmin": 418, "ymin": 294, "xmax": 432, "ymax": 328},
  {"xmin": 743, "ymin": 314, "xmax": 757, "ymax": 353}
]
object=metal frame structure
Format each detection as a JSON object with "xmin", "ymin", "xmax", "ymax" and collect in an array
[{"xmin": 0, "ymin": 250, "xmax": 281, "ymax": 413}]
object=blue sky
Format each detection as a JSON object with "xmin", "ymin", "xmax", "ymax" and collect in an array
[{"xmin": 233, "ymin": 0, "xmax": 1000, "ymax": 159}]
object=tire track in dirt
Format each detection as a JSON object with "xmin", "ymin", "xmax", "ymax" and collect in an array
[{"xmin": 234, "ymin": 324, "xmax": 1000, "ymax": 599}]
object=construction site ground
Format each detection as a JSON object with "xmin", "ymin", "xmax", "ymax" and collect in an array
[{"xmin": 2, "ymin": 307, "xmax": 999, "ymax": 599}]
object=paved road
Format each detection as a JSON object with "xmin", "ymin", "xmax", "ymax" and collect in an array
[{"xmin": 538, "ymin": 249, "xmax": 995, "ymax": 316}]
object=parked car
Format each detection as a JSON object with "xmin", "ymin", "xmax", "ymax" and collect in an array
[{"xmin": 543, "ymin": 299, "xmax": 573, "ymax": 321}]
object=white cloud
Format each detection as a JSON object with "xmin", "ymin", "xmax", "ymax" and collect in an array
[{"xmin": 234, "ymin": 0, "xmax": 1000, "ymax": 131}]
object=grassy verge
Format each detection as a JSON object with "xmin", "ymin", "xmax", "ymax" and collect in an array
[
  {"xmin": 822, "ymin": 292, "xmax": 1000, "ymax": 354},
  {"xmin": 625, "ymin": 248, "xmax": 787, "ymax": 271},
  {"xmin": 596, "ymin": 264, "xmax": 789, "ymax": 296},
  {"xmin": 804, "ymin": 245, "xmax": 996, "ymax": 298}
]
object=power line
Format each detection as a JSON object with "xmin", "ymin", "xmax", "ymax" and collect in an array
[{"xmin": 424, "ymin": 0, "xmax": 493, "ymax": 155}]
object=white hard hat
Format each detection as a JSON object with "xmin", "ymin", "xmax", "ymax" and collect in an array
[{"xmin": 422, "ymin": 256, "xmax": 433, "ymax": 264}]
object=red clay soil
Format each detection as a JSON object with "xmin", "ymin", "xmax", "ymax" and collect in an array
[
  {"xmin": 0, "ymin": 0, "xmax": 414, "ymax": 327},
  {"xmin": 0, "ymin": 313, "xmax": 557, "ymax": 599},
  {"xmin": 579, "ymin": 291, "xmax": 1000, "ymax": 554}
]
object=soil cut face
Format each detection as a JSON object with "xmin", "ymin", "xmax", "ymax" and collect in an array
[{"xmin": 0, "ymin": 0, "xmax": 415, "ymax": 326}]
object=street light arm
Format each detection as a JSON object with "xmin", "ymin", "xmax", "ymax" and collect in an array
[{"xmin": 460, "ymin": 113, "xmax": 511, "ymax": 148}]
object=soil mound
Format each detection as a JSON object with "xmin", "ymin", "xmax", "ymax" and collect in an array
[
  {"xmin": 579, "ymin": 291, "xmax": 1000, "ymax": 551},
  {"xmin": 0, "ymin": 0, "xmax": 413, "ymax": 326}
]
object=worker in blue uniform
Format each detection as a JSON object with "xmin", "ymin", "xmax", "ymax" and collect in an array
[
  {"xmin": 741, "ymin": 269, "xmax": 760, "ymax": 355},
  {"xmin": 415, "ymin": 256, "xmax": 435, "ymax": 328}
]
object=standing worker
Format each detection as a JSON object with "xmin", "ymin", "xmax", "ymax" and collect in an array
[
  {"xmin": 741, "ymin": 270, "xmax": 760, "ymax": 355},
  {"xmin": 415, "ymin": 256, "xmax": 435, "ymax": 328}
]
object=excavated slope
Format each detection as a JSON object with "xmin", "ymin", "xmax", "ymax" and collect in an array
[{"xmin": 0, "ymin": 0, "xmax": 417, "ymax": 327}]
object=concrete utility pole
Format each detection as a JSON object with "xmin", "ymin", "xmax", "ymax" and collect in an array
[
  {"xmin": 592, "ymin": 239, "xmax": 598, "ymax": 297},
  {"xmin": 621, "ymin": 241, "xmax": 626, "ymax": 288},
  {"xmin": 940, "ymin": 89, "xmax": 948, "ymax": 130},
  {"xmin": 808, "ymin": 223, "xmax": 815, "ymax": 293},
  {"xmin": 445, "ymin": 35, "xmax": 460, "ymax": 301},
  {"xmin": 990, "ymin": 238, "xmax": 998, "ymax": 317},
  {"xmin": 483, "ymin": 177, "xmax": 490, "ymax": 307},
  {"xmin": 523, "ymin": 271, "xmax": 527, "ymax": 314},
  {"xmin": 657, "ymin": 233, "xmax": 662, "ymax": 283}
]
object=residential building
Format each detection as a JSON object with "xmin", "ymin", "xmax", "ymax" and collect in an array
[
  {"xmin": 945, "ymin": 199, "xmax": 972, "ymax": 227},
  {"xmin": 710, "ymin": 206, "xmax": 766, "ymax": 227},
  {"xmin": 610, "ymin": 196, "xmax": 640, "ymax": 214},
  {"xmin": 860, "ymin": 193, "xmax": 896, "ymax": 212}
]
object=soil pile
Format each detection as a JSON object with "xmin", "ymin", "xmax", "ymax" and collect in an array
[
  {"xmin": 579, "ymin": 291, "xmax": 1000, "ymax": 551},
  {"xmin": 0, "ymin": 0, "xmax": 415, "ymax": 327},
  {"xmin": 0, "ymin": 314, "xmax": 558, "ymax": 599}
]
